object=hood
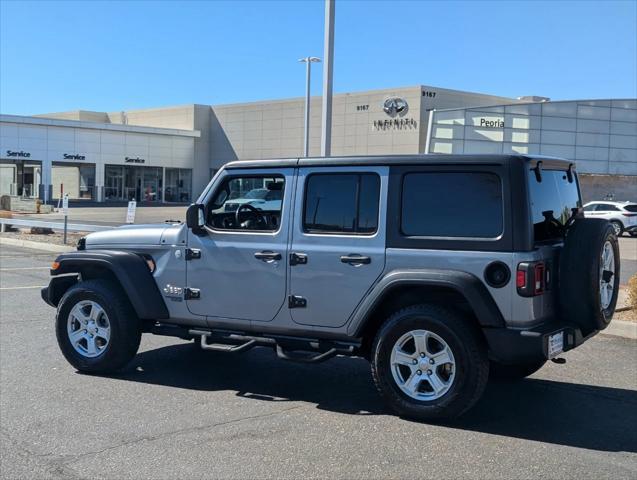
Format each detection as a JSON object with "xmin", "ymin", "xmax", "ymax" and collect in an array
[{"xmin": 85, "ymin": 223, "xmax": 184, "ymax": 247}]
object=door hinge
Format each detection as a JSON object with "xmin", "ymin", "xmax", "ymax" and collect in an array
[
  {"xmin": 185, "ymin": 248, "xmax": 201, "ymax": 260},
  {"xmin": 185, "ymin": 288, "xmax": 201, "ymax": 300},
  {"xmin": 288, "ymin": 295, "xmax": 307, "ymax": 308},
  {"xmin": 289, "ymin": 252, "xmax": 308, "ymax": 266}
]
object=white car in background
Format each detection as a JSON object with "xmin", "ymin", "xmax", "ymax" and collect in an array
[
  {"xmin": 583, "ymin": 201, "xmax": 637, "ymax": 237},
  {"xmin": 223, "ymin": 188, "xmax": 283, "ymax": 212}
]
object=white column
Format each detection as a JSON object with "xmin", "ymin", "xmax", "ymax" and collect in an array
[
  {"xmin": 41, "ymin": 158, "xmax": 52, "ymax": 203},
  {"xmin": 95, "ymin": 162, "xmax": 105, "ymax": 202}
]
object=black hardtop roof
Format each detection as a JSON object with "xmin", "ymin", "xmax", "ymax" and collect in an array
[{"xmin": 224, "ymin": 154, "xmax": 573, "ymax": 170}]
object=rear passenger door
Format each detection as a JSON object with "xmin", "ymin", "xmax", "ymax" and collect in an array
[{"xmin": 288, "ymin": 166, "xmax": 387, "ymax": 328}]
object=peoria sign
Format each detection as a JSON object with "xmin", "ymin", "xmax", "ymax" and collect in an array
[{"xmin": 479, "ymin": 118, "xmax": 505, "ymax": 128}]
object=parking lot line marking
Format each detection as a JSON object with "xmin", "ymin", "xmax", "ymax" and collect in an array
[
  {"xmin": 0, "ymin": 267, "xmax": 49, "ymax": 271},
  {"xmin": 0, "ymin": 285, "xmax": 46, "ymax": 290}
]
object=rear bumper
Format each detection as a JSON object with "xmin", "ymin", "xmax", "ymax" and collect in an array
[{"xmin": 483, "ymin": 319, "xmax": 599, "ymax": 365}]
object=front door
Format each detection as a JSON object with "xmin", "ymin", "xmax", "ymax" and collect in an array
[
  {"xmin": 288, "ymin": 166, "xmax": 387, "ymax": 328},
  {"xmin": 186, "ymin": 169, "xmax": 293, "ymax": 321}
]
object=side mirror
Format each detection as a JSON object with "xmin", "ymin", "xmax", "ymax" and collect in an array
[{"xmin": 186, "ymin": 203, "xmax": 205, "ymax": 232}]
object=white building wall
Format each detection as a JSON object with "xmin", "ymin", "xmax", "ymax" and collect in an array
[{"xmin": 428, "ymin": 99, "xmax": 637, "ymax": 177}]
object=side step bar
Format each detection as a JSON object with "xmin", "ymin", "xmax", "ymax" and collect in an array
[{"xmin": 187, "ymin": 328, "xmax": 358, "ymax": 364}]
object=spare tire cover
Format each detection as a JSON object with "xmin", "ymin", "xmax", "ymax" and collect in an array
[{"xmin": 559, "ymin": 219, "xmax": 620, "ymax": 332}]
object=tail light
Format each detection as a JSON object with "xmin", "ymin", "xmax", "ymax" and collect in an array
[
  {"xmin": 517, "ymin": 261, "xmax": 547, "ymax": 297},
  {"xmin": 622, "ymin": 213, "xmax": 637, "ymax": 217}
]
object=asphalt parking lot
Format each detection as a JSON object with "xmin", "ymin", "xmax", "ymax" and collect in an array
[{"xmin": 1, "ymin": 244, "xmax": 636, "ymax": 479}]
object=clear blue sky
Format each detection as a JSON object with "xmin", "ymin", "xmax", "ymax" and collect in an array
[{"xmin": 1, "ymin": 0, "xmax": 635, "ymax": 115}]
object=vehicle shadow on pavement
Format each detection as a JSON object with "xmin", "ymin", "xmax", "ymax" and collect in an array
[{"xmin": 109, "ymin": 343, "xmax": 637, "ymax": 453}]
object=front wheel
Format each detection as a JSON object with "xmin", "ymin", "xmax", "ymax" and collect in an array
[
  {"xmin": 371, "ymin": 304, "xmax": 489, "ymax": 421},
  {"xmin": 56, "ymin": 280, "xmax": 141, "ymax": 373}
]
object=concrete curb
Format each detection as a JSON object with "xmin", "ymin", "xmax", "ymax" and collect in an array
[
  {"xmin": 0, "ymin": 237, "xmax": 74, "ymax": 253},
  {"xmin": 601, "ymin": 319, "xmax": 637, "ymax": 340}
]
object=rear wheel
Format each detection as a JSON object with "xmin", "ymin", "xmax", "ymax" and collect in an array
[
  {"xmin": 489, "ymin": 360, "xmax": 546, "ymax": 381},
  {"xmin": 56, "ymin": 280, "xmax": 141, "ymax": 373},
  {"xmin": 371, "ymin": 304, "xmax": 489, "ymax": 421}
]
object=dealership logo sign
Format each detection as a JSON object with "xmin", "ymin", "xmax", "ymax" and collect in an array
[
  {"xmin": 383, "ymin": 97, "xmax": 409, "ymax": 117},
  {"xmin": 373, "ymin": 118, "xmax": 418, "ymax": 131},
  {"xmin": 63, "ymin": 153, "xmax": 86, "ymax": 161},
  {"xmin": 125, "ymin": 156, "xmax": 145, "ymax": 164},
  {"xmin": 6, "ymin": 150, "xmax": 31, "ymax": 158}
]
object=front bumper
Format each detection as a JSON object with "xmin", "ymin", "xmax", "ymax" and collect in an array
[{"xmin": 483, "ymin": 320, "xmax": 598, "ymax": 365}]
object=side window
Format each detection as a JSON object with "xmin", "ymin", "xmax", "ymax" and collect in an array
[
  {"xmin": 401, "ymin": 172, "xmax": 503, "ymax": 238},
  {"xmin": 583, "ymin": 204, "xmax": 597, "ymax": 212},
  {"xmin": 598, "ymin": 204, "xmax": 620, "ymax": 211},
  {"xmin": 303, "ymin": 173, "xmax": 380, "ymax": 234},
  {"xmin": 207, "ymin": 175, "xmax": 284, "ymax": 232}
]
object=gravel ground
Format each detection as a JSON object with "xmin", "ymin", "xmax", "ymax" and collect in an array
[
  {"xmin": 0, "ymin": 229, "xmax": 85, "ymax": 246},
  {"xmin": 614, "ymin": 308, "xmax": 637, "ymax": 322}
]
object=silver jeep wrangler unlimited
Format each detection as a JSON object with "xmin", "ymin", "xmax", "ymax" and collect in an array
[{"xmin": 42, "ymin": 154, "xmax": 620, "ymax": 420}]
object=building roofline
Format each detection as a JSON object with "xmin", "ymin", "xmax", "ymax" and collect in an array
[
  {"xmin": 430, "ymin": 98, "xmax": 637, "ymax": 112},
  {"xmin": 0, "ymin": 114, "xmax": 201, "ymax": 137}
]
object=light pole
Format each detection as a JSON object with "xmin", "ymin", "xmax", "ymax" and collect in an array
[{"xmin": 299, "ymin": 56, "xmax": 321, "ymax": 157}]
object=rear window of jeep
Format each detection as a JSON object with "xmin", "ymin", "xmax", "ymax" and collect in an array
[
  {"xmin": 400, "ymin": 172, "xmax": 503, "ymax": 238},
  {"xmin": 529, "ymin": 169, "xmax": 581, "ymax": 243}
]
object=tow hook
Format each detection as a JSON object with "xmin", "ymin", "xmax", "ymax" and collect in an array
[{"xmin": 551, "ymin": 357, "xmax": 567, "ymax": 364}]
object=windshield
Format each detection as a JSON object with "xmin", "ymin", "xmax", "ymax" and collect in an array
[{"xmin": 528, "ymin": 169, "xmax": 581, "ymax": 243}]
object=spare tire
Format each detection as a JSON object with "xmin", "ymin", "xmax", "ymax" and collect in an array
[{"xmin": 559, "ymin": 219, "xmax": 620, "ymax": 332}]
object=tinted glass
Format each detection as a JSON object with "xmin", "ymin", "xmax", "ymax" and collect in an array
[
  {"xmin": 624, "ymin": 204, "xmax": 637, "ymax": 212},
  {"xmin": 304, "ymin": 173, "xmax": 380, "ymax": 234},
  {"xmin": 597, "ymin": 203, "xmax": 620, "ymax": 211},
  {"xmin": 357, "ymin": 174, "xmax": 381, "ymax": 233},
  {"xmin": 401, "ymin": 172, "xmax": 503, "ymax": 237},
  {"xmin": 528, "ymin": 169, "xmax": 581, "ymax": 243}
]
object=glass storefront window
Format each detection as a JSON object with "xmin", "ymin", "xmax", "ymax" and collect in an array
[
  {"xmin": 105, "ymin": 165, "xmax": 163, "ymax": 203},
  {"xmin": 0, "ymin": 160, "xmax": 41, "ymax": 198},
  {"xmin": 165, "ymin": 168, "xmax": 192, "ymax": 203}
]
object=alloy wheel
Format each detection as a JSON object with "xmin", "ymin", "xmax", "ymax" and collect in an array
[
  {"xmin": 599, "ymin": 241, "xmax": 615, "ymax": 310},
  {"xmin": 67, "ymin": 300, "xmax": 111, "ymax": 358},
  {"xmin": 390, "ymin": 329, "xmax": 456, "ymax": 401}
]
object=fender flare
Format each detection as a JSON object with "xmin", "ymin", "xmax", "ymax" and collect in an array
[
  {"xmin": 348, "ymin": 269, "xmax": 505, "ymax": 336},
  {"xmin": 45, "ymin": 250, "xmax": 169, "ymax": 320}
]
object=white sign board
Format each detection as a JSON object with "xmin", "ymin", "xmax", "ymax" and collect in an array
[
  {"xmin": 126, "ymin": 200, "xmax": 137, "ymax": 224},
  {"xmin": 62, "ymin": 194, "xmax": 69, "ymax": 215}
]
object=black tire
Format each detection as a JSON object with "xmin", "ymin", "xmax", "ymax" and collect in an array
[
  {"xmin": 610, "ymin": 221, "xmax": 624, "ymax": 237},
  {"xmin": 559, "ymin": 219, "xmax": 620, "ymax": 332},
  {"xmin": 56, "ymin": 279, "xmax": 141, "ymax": 373},
  {"xmin": 371, "ymin": 304, "xmax": 489, "ymax": 421},
  {"xmin": 489, "ymin": 360, "xmax": 546, "ymax": 381},
  {"xmin": 629, "ymin": 231, "xmax": 637, "ymax": 238}
]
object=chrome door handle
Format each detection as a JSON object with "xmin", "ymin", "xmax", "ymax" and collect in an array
[
  {"xmin": 340, "ymin": 254, "xmax": 371, "ymax": 265},
  {"xmin": 254, "ymin": 251, "xmax": 282, "ymax": 261}
]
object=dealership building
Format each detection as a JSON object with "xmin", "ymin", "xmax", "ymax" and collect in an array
[{"xmin": 1, "ymin": 84, "xmax": 635, "ymax": 204}]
